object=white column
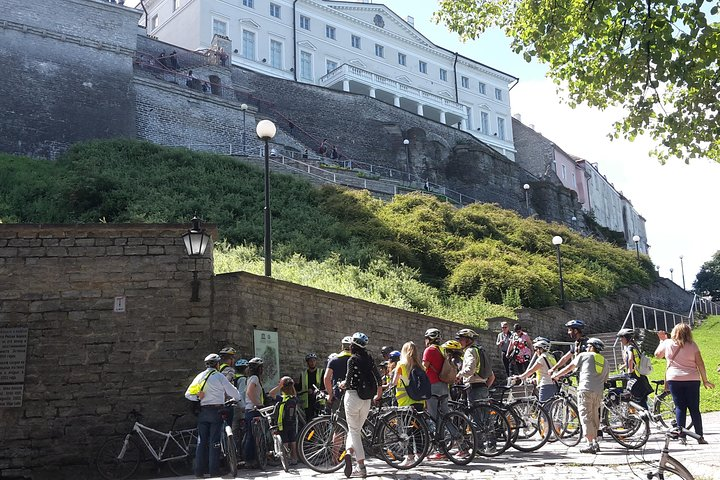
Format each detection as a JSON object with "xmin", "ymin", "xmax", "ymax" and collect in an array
[
  {"xmin": 369, "ymin": 88, "xmax": 376, "ymax": 98},
  {"xmin": 459, "ymin": 118, "xmax": 466, "ymax": 130},
  {"xmin": 439, "ymin": 111, "xmax": 446, "ymax": 124},
  {"xmin": 417, "ymin": 104, "xmax": 424, "ymax": 116},
  {"xmin": 393, "ymin": 95, "xmax": 400, "ymax": 107},
  {"xmin": 342, "ymin": 80, "xmax": 350, "ymax": 92}
]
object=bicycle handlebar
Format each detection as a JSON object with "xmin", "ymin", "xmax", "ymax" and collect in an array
[{"xmin": 667, "ymin": 425, "xmax": 702, "ymax": 441}]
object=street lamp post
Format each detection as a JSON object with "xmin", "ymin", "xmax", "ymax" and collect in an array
[
  {"xmin": 670, "ymin": 267, "xmax": 674, "ymax": 282},
  {"xmin": 632, "ymin": 235, "xmax": 640, "ymax": 260},
  {"xmin": 403, "ymin": 139, "xmax": 410, "ymax": 182},
  {"xmin": 680, "ymin": 255, "xmax": 686, "ymax": 290},
  {"xmin": 552, "ymin": 236, "xmax": 565, "ymax": 307},
  {"xmin": 241, "ymin": 103, "xmax": 248, "ymax": 155},
  {"xmin": 256, "ymin": 119, "xmax": 277, "ymax": 277},
  {"xmin": 523, "ymin": 183, "xmax": 530, "ymax": 212},
  {"xmin": 181, "ymin": 216, "xmax": 212, "ymax": 302}
]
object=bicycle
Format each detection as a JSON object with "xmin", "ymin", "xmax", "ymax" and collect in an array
[
  {"xmin": 220, "ymin": 401, "xmax": 239, "ymax": 477},
  {"xmin": 544, "ymin": 376, "xmax": 583, "ymax": 447},
  {"xmin": 96, "ymin": 410, "xmax": 197, "ymax": 480},
  {"xmin": 645, "ymin": 425, "xmax": 700, "ymax": 479},
  {"xmin": 603, "ymin": 376, "xmax": 651, "ymax": 449},
  {"xmin": 500, "ymin": 380, "xmax": 553, "ymax": 452},
  {"xmin": 450, "ymin": 384, "xmax": 513, "ymax": 457},
  {"xmin": 255, "ymin": 403, "xmax": 292, "ymax": 472},
  {"xmin": 413, "ymin": 393, "xmax": 478, "ymax": 465},
  {"xmin": 647, "ymin": 379, "xmax": 680, "ymax": 428}
]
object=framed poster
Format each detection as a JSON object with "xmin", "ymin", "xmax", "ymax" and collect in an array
[{"xmin": 253, "ymin": 329, "xmax": 279, "ymax": 387}]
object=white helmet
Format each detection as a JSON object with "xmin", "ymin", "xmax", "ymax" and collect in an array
[
  {"xmin": 533, "ymin": 337, "xmax": 551, "ymax": 351},
  {"xmin": 424, "ymin": 328, "xmax": 441, "ymax": 340},
  {"xmin": 204, "ymin": 353, "xmax": 221, "ymax": 365}
]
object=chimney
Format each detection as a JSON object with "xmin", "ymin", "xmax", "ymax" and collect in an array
[
  {"xmin": 512, "ymin": 113, "xmax": 522, "ymax": 122},
  {"xmin": 529, "ymin": 124, "xmax": 535, "ymax": 130},
  {"xmin": 406, "ymin": 15, "xmax": 414, "ymax": 27}
]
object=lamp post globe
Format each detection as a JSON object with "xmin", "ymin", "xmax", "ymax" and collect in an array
[
  {"xmin": 403, "ymin": 139, "xmax": 411, "ymax": 181},
  {"xmin": 256, "ymin": 119, "xmax": 277, "ymax": 277},
  {"xmin": 552, "ymin": 236, "xmax": 565, "ymax": 306},
  {"xmin": 240, "ymin": 103, "xmax": 248, "ymax": 155},
  {"xmin": 632, "ymin": 235, "xmax": 640, "ymax": 260},
  {"xmin": 182, "ymin": 216, "xmax": 212, "ymax": 302},
  {"xmin": 523, "ymin": 184, "xmax": 530, "ymax": 212}
]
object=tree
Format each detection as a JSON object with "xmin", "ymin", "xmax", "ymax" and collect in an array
[
  {"xmin": 693, "ymin": 251, "xmax": 720, "ymax": 300},
  {"xmin": 434, "ymin": 0, "xmax": 720, "ymax": 164}
]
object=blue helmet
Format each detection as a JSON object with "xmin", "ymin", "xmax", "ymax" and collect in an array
[
  {"xmin": 388, "ymin": 350, "xmax": 401, "ymax": 361},
  {"xmin": 352, "ymin": 332, "xmax": 369, "ymax": 348},
  {"xmin": 565, "ymin": 319, "xmax": 586, "ymax": 330},
  {"xmin": 234, "ymin": 358, "xmax": 249, "ymax": 368}
]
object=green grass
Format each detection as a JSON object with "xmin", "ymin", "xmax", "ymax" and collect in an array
[{"xmin": 646, "ymin": 315, "xmax": 720, "ymax": 412}]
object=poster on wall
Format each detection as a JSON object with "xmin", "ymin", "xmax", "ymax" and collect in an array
[{"xmin": 253, "ymin": 329, "xmax": 279, "ymax": 387}]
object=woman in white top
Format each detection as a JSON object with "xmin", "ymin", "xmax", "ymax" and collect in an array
[
  {"xmin": 244, "ymin": 357, "xmax": 266, "ymax": 467},
  {"xmin": 510, "ymin": 337, "xmax": 558, "ymax": 402}
]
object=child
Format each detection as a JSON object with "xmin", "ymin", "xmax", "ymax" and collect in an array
[{"xmin": 269, "ymin": 376, "xmax": 299, "ymax": 465}]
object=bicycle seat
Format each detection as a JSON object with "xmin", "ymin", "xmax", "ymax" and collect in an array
[
  {"xmin": 652, "ymin": 380, "xmax": 665, "ymax": 386},
  {"xmin": 171, "ymin": 413, "xmax": 185, "ymax": 419}
]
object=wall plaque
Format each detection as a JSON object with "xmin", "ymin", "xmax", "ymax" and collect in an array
[
  {"xmin": 0, "ymin": 327, "xmax": 29, "ymax": 407},
  {"xmin": 0, "ymin": 384, "xmax": 24, "ymax": 408}
]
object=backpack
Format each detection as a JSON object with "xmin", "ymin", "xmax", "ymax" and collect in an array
[
  {"xmin": 436, "ymin": 350, "xmax": 458, "ymax": 384},
  {"xmin": 356, "ymin": 358, "xmax": 379, "ymax": 400},
  {"xmin": 186, "ymin": 370, "xmax": 215, "ymax": 415},
  {"xmin": 637, "ymin": 352, "xmax": 653, "ymax": 376},
  {"xmin": 473, "ymin": 345, "xmax": 493, "ymax": 380},
  {"xmin": 404, "ymin": 366, "xmax": 432, "ymax": 401}
]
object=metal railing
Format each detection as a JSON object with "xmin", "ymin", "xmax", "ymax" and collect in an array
[{"xmin": 691, "ymin": 294, "xmax": 720, "ymax": 319}]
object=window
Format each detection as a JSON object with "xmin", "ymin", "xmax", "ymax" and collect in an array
[
  {"xmin": 326, "ymin": 59, "xmax": 338, "ymax": 74},
  {"xmin": 375, "ymin": 44, "xmax": 384, "ymax": 58},
  {"xmin": 398, "ymin": 52, "xmax": 406, "ymax": 66},
  {"xmin": 270, "ymin": 3, "xmax": 281, "ymax": 18},
  {"xmin": 173, "ymin": 0, "xmax": 180, "ymax": 11},
  {"xmin": 495, "ymin": 87, "xmax": 503, "ymax": 101},
  {"xmin": 478, "ymin": 82, "xmax": 486, "ymax": 95},
  {"xmin": 480, "ymin": 111, "xmax": 489, "ymax": 135},
  {"xmin": 561, "ymin": 164, "xmax": 567, "ymax": 180},
  {"xmin": 151, "ymin": 15, "xmax": 159, "ymax": 30},
  {"xmin": 439, "ymin": 69, "xmax": 447, "ymax": 81},
  {"xmin": 243, "ymin": 0, "xmax": 254, "ymax": 7},
  {"xmin": 351, "ymin": 35, "xmax": 361, "ymax": 49},
  {"xmin": 300, "ymin": 51, "xmax": 313, "ymax": 80},
  {"xmin": 212, "ymin": 19, "xmax": 227, "ymax": 37},
  {"xmin": 299, "ymin": 15, "xmax": 310, "ymax": 30},
  {"xmin": 418, "ymin": 60, "xmax": 427, "ymax": 74},
  {"xmin": 461, "ymin": 76, "xmax": 469, "ymax": 88},
  {"xmin": 325, "ymin": 25, "xmax": 336, "ymax": 40},
  {"xmin": 270, "ymin": 39, "xmax": 282, "ymax": 69},
  {"xmin": 497, "ymin": 117, "xmax": 506, "ymax": 140},
  {"xmin": 242, "ymin": 30, "xmax": 256, "ymax": 60}
]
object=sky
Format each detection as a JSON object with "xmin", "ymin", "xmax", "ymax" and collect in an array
[{"xmin": 125, "ymin": 0, "xmax": 719, "ymax": 287}]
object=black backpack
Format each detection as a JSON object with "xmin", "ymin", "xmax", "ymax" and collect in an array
[
  {"xmin": 473, "ymin": 346, "xmax": 493, "ymax": 379},
  {"xmin": 404, "ymin": 366, "xmax": 432, "ymax": 401}
]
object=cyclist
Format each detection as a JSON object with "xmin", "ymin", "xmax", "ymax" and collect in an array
[
  {"xmin": 381, "ymin": 345, "xmax": 394, "ymax": 361},
  {"xmin": 440, "ymin": 340, "xmax": 463, "ymax": 401},
  {"xmin": 324, "ymin": 336, "xmax": 353, "ymax": 407},
  {"xmin": 422, "ymin": 328, "xmax": 449, "ymax": 427},
  {"xmin": 243, "ymin": 357, "xmax": 266, "ymax": 468},
  {"xmin": 510, "ymin": 337, "xmax": 558, "ymax": 401},
  {"xmin": 342, "ymin": 332, "xmax": 382, "ymax": 478},
  {"xmin": 268, "ymin": 376, "xmax": 300, "ymax": 466},
  {"xmin": 218, "ymin": 346, "xmax": 237, "ymax": 382},
  {"xmin": 232, "ymin": 358, "xmax": 249, "ymax": 457},
  {"xmin": 551, "ymin": 337, "xmax": 609, "ymax": 454},
  {"xmin": 549, "ymin": 319, "xmax": 589, "ymax": 376},
  {"xmin": 392, "ymin": 340, "xmax": 426, "ymax": 467},
  {"xmin": 617, "ymin": 328, "xmax": 652, "ymax": 409},
  {"xmin": 184, "ymin": 353, "xmax": 241, "ymax": 478},
  {"xmin": 299, "ymin": 353, "xmax": 325, "ymax": 422}
]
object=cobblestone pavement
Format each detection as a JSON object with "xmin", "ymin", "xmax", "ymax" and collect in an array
[{"xmin": 160, "ymin": 412, "xmax": 720, "ymax": 480}]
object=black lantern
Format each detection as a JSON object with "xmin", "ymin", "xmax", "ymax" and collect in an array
[{"xmin": 182, "ymin": 216, "xmax": 211, "ymax": 301}]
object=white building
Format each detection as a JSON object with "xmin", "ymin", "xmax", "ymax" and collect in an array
[{"xmin": 139, "ymin": 0, "xmax": 519, "ymax": 160}]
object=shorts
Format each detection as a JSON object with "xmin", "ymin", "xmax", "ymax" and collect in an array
[{"xmin": 279, "ymin": 424, "xmax": 297, "ymax": 443}]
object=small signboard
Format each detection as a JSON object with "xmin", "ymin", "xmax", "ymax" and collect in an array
[
  {"xmin": 0, "ymin": 327, "xmax": 29, "ymax": 407},
  {"xmin": 253, "ymin": 329, "xmax": 280, "ymax": 387},
  {"xmin": 0, "ymin": 384, "xmax": 24, "ymax": 408},
  {"xmin": 114, "ymin": 296, "xmax": 126, "ymax": 313}
]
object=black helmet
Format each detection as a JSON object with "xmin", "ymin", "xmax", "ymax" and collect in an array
[
  {"xmin": 305, "ymin": 353, "xmax": 318, "ymax": 361},
  {"xmin": 565, "ymin": 319, "xmax": 586, "ymax": 330},
  {"xmin": 381, "ymin": 346, "xmax": 393, "ymax": 356}
]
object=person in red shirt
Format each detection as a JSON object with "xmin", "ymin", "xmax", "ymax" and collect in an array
[{"xmin": 422, "ymin": 327, "xmax": 450, "ymax": 460}]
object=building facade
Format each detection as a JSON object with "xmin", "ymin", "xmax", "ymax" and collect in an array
[{"xmin": 138, "ymin": 0, "xmax": 519, "ymax": 160}]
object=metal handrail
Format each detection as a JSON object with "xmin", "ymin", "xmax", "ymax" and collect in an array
[{"xmin": 691, "ymin": 294, "xmax": 720, "ymax": 318}]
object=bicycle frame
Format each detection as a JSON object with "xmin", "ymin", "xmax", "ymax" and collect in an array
[{"xmin": 127, "ymin": 422, "xmax": 195, "ymax": 462}]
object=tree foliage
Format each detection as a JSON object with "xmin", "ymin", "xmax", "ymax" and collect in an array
[
  {"xmin": 435, "ymin": 0, "xmax": 720, "ymax": 163},
  {"xmin": 694, "ymin": 250, "xmax": 720, "ymax": 300}
]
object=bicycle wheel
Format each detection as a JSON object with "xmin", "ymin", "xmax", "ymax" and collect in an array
[
  {"xmin": 274, "ymin": 433, "xmax": 289, "ymax": 472},
  {"xmin": 166, "ymin": 429, "xmax": 197, "ymax": 477},
  {"xmin": 471, "ymin": 403, "xmax": 512, "ymax": 457},
  {"xmin": 377, "ymin": 409, "xmax": 430, "ymax": 469},
  {"xmin": 224, "ymin": 429, "xmax": 238, "ymax": 477},
  {"xmin": 509, "ymin": 399, "xmax": 552, "ymax": 452},
  {"xmin": 604, "ymin": 403, "xmax": 650, "ymax": 449},
  {"xmin": 654, "ymin": 391, "xmax": 677, "ymax": 429},
  {"xmin": 252, "ymin": 420, "xmax": 268, "ymax": 470},
  {"xmin": 96, "ymin": 435, "xmax": 142, "ymax": 480},
  {"xmin": 437, "ymin": 411, "xmax": 477, "ymax": 465},
  {"xmin": 548, "ymin": 397, "xmax": 582, "ymax": 447},
  {"xmin": 298, "ymin": 416, "xmax": 348, "ymax": 473}
]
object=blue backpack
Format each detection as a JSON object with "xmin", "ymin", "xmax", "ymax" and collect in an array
[{"xmin": 405, "ymin": 366, "xmax": 432, "ymax": 401}]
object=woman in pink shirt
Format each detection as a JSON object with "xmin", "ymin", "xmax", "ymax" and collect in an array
[{"xmin": 655, "ymin": 323, "xmax": 714, "ymax": 444}]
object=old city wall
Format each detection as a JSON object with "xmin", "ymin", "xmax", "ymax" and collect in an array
[{"xmin": 0, "ymin": 0, "xmax": 140, "ymax": 159}]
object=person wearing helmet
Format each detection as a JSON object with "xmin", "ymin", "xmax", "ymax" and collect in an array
[
  {"xmin": 616, "ymin": 329, "xmax": 652, "ymax": 409},
  {"xmin": 495, "ymin": 321, "xmax": 513, "ymax": 377},
  {"xmin": 551, "ymin": 337, "xmax": 608, "ymax": 454},
  {"xmin": 185, "ymin": 353, "xmax": 241, "ymax": 477},
  {"xmin": 510, "ymin": 337, "xmax": 558, "ymax": 402},
  {"xmin": 342, "ymin": 332, "xmax": 382, "ymax": 478},
  {"xmin": 299, "ymin": 353, "xmax": 325, "ymax": 422},
  {"xmin": 244, "ymin": 357, "xmax": 266, "ymax": 468},
  {"xmin": 231, "ymin": 358, "xmax": 249, "ymax": 458},
  {"xmin": 549, "ymin": 319, "xmax": 589, "ymax": 377},
  {"xmin": 218, "ymin": 346, "xmax": 237, "ymax": 383},
  {"xmin": 267, "ymin": 376, "xmax": 300, "ymax": 466},
  {"xmin": 422, "ymin": 327, "xmax": 449, "ymax": 443},
  {"xmin": 380, "ymin": 345, "xmax": 395, "ymax": 361},
  {"xmin": 324, "ymin": 336, "xmax": 353, "ymax": 406}
]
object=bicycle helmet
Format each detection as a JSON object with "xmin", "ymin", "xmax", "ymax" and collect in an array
[
  {"xmin": 616, "ymin": 328, "xmax": 635, "ymax": 339},
  {"xmin": 565, "ymin": 319, "xmax": 586, "ymax": 330},
  {"xmin": 351, "ymin": 332, "xmax": 369, "ymax": 348},
  {"xmin": 204, "ymin": 353, "xmax": 221, "ymax": 365},
  {"xmin": 424, "ymin": 328, "xmax": 441, "ymax": 340},
  {"xmin": 586, "ymin": 337, "xmax": 605, "ymax": 352},
  {"xmin": 248, "ymin": 357, "xmax": 264, "ymax": 366},
  {"xmin": 388, "ymin": 350, "xmax": 401, "ymax": 361},
  {"xmin": 455, "ymin": 328, "xmax": 477, "ymax": 339},
  {"xmin": 281, "ymin": 376, "xmax": 294, "ymax": 387},
  {"xmin": 381, "ymin": 345, "xmax": 393, "ymax": 356},
  {"xmin": 234, "ymin": 358, "xmax": 249, "ymax": 368},
  {"xmin": 341, "ymin": 336, "xmax": 353, "ymax": 345},
  {"xmin": 441, "ymin": 340, "xmax": 463, "ymax": 351},
  {"xmin": 219, "ymin": 346, "xmax": 237, "ymax": 355},
  {"xmin": 533, "ymin": 337, "xmax": 551, "ymax": 351},
  {"xmin": 305, "ymin": 353, "xmax": 318, "ymax": 361}
]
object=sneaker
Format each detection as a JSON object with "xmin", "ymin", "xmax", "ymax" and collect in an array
[
  {"xmin": 484, "ymin": 445, "xmax": 497, "ymax": 455},
  {"xmin": 351, "ymin": 466, "xmax": 367, "ymax": 478},
  {"xmin": 579, "ymin": 444, "xmax": 598, "ymax": 454},
  {"xmin": 593, "ymin": 442, "xmax": 601, "ymax": 452},
  {"xmin": 343, "ymin": 453, "xmax": 352, "ymax": 478},
  {"xmin": 455, "ymin": 450, "xmax": 470, "ymax": 459},
  {"xmin": 398, "ymin": 457, "xmax": 416, "ymax": 468},
  {"xmin": 698, "ymin": 437, "xmax": 709, "ymax": 445},
  {"xmin": 428, "ymin": 452, "xmax": 446, "ymax": 460}
]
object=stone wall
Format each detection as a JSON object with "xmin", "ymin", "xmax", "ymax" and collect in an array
[{"xmin": 0, "ymin": 0, "xmax": 140, "ymax": 159}]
